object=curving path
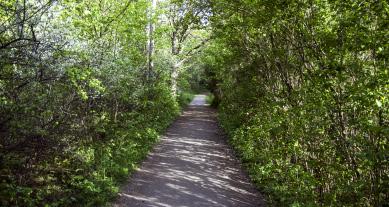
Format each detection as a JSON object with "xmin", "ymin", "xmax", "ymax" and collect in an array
[{"xmin": 113, "ymin": 95, "xmax": 265, "ymax": 207}]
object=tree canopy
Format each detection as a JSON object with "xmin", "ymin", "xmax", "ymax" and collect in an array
[{"xmin": 0, "ymin": 0, "xmax": 387, "ymax": 206}]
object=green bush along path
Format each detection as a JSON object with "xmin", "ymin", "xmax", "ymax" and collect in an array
[{"xmin": 0, "ymin": 0, "xmax": 387, "ymax": 206}]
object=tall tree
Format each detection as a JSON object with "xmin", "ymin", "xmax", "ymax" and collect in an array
[{"xmin": 166, "ymin": 0, "xmax": 210, "ymax": 96}]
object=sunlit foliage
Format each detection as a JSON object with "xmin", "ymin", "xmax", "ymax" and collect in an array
[{"xmin": 204, "ymin": 0, "xmax": 388, "ymax": 206}]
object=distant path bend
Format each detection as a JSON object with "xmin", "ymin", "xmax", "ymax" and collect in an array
[{"xmin": 113, "ymin": 95, "xmax": 265, "ymax": 207}]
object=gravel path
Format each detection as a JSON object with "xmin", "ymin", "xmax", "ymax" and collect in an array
[{"xmin": 113, "ymin": 95, "xmax": 265, "ymax": 207}]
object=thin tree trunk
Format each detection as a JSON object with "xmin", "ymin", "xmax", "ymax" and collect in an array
[
  {"xmin": 147, "ymin": 0, "xmax": 157, "ymax": 80},
  {"xmin": 171, "ymin": 62, "xmax": 179, "ymax": 96}
]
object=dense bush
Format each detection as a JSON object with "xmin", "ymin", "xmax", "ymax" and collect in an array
[
  {"xmin": 204, "ymin": 0, "xmax": 388, "ymax": 206},
  {"xmin": 3, "ymin": 0, "xmax": 386, "ymax": 206},
  {"xmin": 0, "ymin": 0, "xmax": 195, "ymax": 206}
]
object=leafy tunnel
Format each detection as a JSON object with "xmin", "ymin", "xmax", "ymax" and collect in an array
[{"xmin": 0, "ymin": 0, "xmax": 387, "ymax": 206}]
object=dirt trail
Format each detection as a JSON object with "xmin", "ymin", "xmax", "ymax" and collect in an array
[{"xmin": 113, "ymin": 95, "xmax": 265, "ymax": 207}]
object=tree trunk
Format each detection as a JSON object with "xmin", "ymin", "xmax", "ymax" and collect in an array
[
  {"xmin": 147, "ymin": 0, "xmax": 157, "ymax": 80},
  {"xmin": 171, "ymin": 62, "xmax": 179, "ymax": 96}
]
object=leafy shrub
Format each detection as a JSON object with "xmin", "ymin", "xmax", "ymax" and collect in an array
[
  {"xmin": 205, "ymin": 0, "xmax": 388, "ymax": 206},
  {"xmin": 0, "ymin": 0, "xmax": 184, "ymax": 206}
]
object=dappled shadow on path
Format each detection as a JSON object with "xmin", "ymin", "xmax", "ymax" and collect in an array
[{"xmin": 113, "ymin": 97, "xmax": 265, "ymax": 207}]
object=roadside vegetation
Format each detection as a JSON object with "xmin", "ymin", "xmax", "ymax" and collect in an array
[
  {"xmin": 203, "ymin": 1, "xmax": 388, "ymax": 206},
  {"xmin": 0, "ymin": 0, "xmax": 202, "ymax": 206},
  {"xmin": 0, "ymin": 0, "xmax": 387, "ymax": 206}
]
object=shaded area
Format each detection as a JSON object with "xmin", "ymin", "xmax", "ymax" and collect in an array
[{"xmin": 113, "ymin": 95, "xmax": 264, "ymax": 207}]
